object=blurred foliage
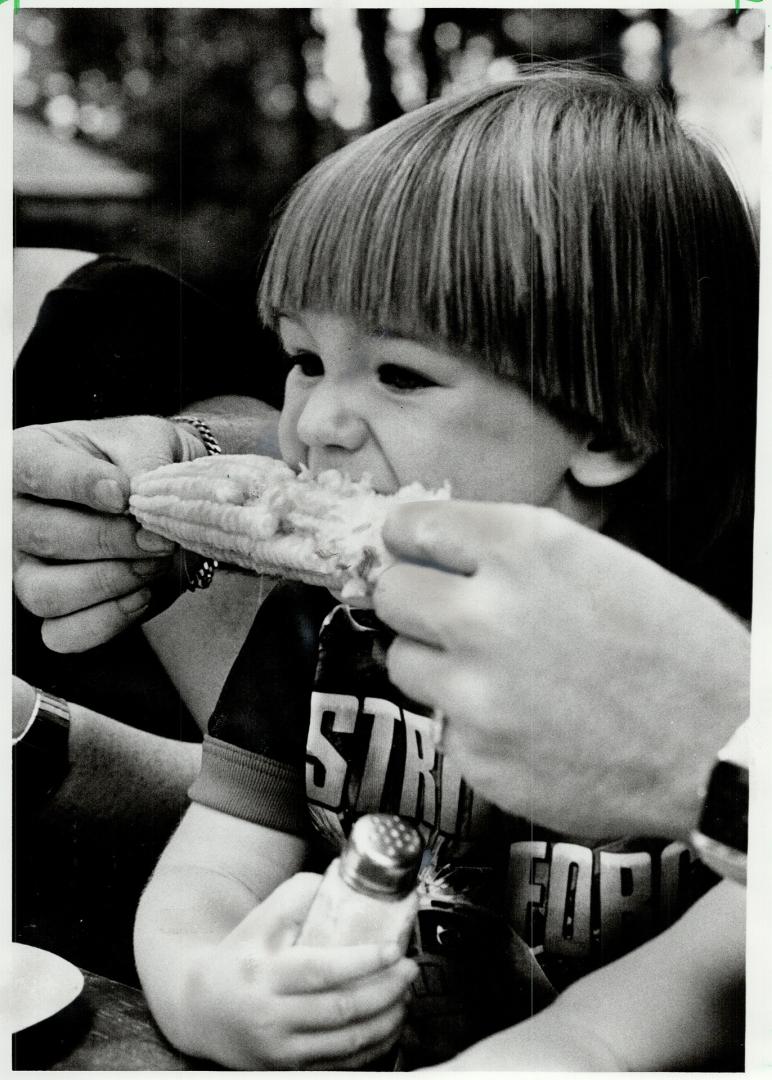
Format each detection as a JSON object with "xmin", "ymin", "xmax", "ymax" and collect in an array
[{"xmin": 14, "ymin": 8, "xmax": 764, "ymax": 305}]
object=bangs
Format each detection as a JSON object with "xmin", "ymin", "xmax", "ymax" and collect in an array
[
  {"xmin": 258, "ymin": 86, "xmax": 528, "ymax": 367},
  {"xmin": 258, "ymin": 70, "xmax": 757, "ymax": 457}
]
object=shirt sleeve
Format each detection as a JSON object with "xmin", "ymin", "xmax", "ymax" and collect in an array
[{"xmin": 188, "ymin": 582, "xmax": 334, "ymax": 835}]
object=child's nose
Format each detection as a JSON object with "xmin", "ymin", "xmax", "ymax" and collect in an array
[{"xmin": 295, "ymin": 380, "xmax": 367, "ymax": 451}]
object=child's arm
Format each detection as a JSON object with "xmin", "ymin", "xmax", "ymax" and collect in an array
[
  {"xmin": 425, "ymin": 879, "xmax": 744, "ymax": 1072},
  {"xmin": 134, "ymin": 802, "xmax": 418, "ymax": 1069}
]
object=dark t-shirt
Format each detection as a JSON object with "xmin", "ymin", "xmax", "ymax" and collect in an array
[{"xmin": 191, "ymin": 581, "xmax": 718, "ymax": 1067}]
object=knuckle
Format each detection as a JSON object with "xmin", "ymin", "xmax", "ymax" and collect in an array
[
  {"xmin": 93, "ymin": 559, "xmax": 121, "ymax": 599},
  {"xmin": 429, "ymin": 596, "xmax": 463, "ymax": 648},
  {"xmin": 19, "ymin": 517, "xmax": 55, "ymax": 559},
  {"xmin": 462, "ymin": 574, "xmax": 508, "ymax": 632},
  {"xmin": 489, "ymin": 504, "xmax": 569, "ymax": 572},
  {"xmin": 446, "ymin": 667, "xmax": 486, "ymax": 716},
  {"xmin": 95, "ymin": 515, "xmax": 123, "ymax": 560}
]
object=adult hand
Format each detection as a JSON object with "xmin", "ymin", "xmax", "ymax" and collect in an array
[
  {"xmin": 373, "ymin": 501, "xmax": 750, "ymax": 840},
  {"xmin": 13, "ymin": 416, "xmax": 205, "ymax": 652}
]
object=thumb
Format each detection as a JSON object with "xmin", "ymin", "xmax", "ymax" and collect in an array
[
  {"xmin": 229, "ymin": 873, "xmax": 324, "ymax": 951},
  {"xmin": 382, "ymin": 500, "xmax": 519, "ymax": 574},
  {"xmin": 14, "ymin": 429, "xmax": 130, "ymax": 513},
  {"xmin": 58, "ymin": 449, "xmax": 131, "ymax": 513}
]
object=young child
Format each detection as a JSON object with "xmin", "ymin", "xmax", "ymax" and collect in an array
[{"xmin": 134, "ymin": 68, "xmax": 756, "ymax": 1069}]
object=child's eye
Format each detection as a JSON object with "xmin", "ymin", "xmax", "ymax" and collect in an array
[
  {"xmin": 290, "ymin": 352, "xmax": 324, "ymax": 378},
  {"xmin": 378, "ymin": 364, "xmax": 438, "ymax": 391}
]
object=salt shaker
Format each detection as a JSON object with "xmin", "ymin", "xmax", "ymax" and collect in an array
[{"xmin": 296, "ymin": 813, "xmax": 423, "ymax": 951}]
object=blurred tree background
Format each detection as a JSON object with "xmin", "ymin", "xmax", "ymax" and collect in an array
[{"xmin": 14, "ymin": 7, "xmax": 765, "ymax": 314}]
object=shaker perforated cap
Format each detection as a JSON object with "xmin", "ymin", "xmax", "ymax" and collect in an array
[{"xmin": 339, "ymin": 814, "xmax": 423, "ymax": 898}]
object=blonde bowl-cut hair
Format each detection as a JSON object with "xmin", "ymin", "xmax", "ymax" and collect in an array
[{"xmin": 258, "ymin": 66, "xmax": 758, "ymax": 616}]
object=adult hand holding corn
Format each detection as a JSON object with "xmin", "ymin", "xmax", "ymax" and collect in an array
[
  {"xmin": 13, "ymin": 405, "xmax": 281, "ymax": 653},
  {"xmin": 373, "ymin": 500, "xmax": 750, "ymax": 840},
  {"xmin": 13, "ymin": 416, "xmax": 206, "ymax": 652}
]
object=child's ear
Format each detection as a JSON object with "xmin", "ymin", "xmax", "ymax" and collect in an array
[{"xmin": 568, "ymin": 438, "xmax": 650, "ymax": 488}]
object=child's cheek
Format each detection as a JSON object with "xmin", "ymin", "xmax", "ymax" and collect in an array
[{"xmin": 277, "ymin": 398, "xmax": 306, "ymax": 470}]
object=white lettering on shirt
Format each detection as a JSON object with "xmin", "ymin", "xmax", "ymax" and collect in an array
[
  {"xmin": 598, "ymin": 850, "xmax": 653, "ymax": 960},
  {"xmin": 545, "ymin": 842, "xmax": 593, "ymax": 958},
  {"xmin": 305, "ymin": 692, "xmax": 358, "ymax": 809}
]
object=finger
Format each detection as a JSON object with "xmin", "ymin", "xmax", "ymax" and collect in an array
[
  {"xmin": 280, "ymin": 1000, "xmax": 407, "ymax": 1069},
  {"xmin": 312, "ymin": 1028, "xmax": 403, "ymax": 1071},
  {"xmin": 374, "ymin": 561, "xmax": 468, "ymax": 646},
  {"xmin": 386, "ymin": 639, "xmax": 499, "ymax": 749},
  {"xmin": 13, "ymin": 499, "xmax": 173, "ymax": 561},
  {"xmin": 284, "ymin": 959, "xmax": 417, "ymax": 1032},
  {"xmin": 231, "ymin": 873, "xmax": 325, "ymax": 953},
  {"xmin": 381, "ymin": 500, "xmax": 507, "ymax": 573},
  {"xmin": 39, "ymin": 590, "xmax": 153, "ymax": 653},
  {"xmin": 14, "ymin": 431, "xmax": 130, "ymax": 513},
  {"xmin": 14, "ymin": 555, "xmax": 171, "ymax": 620},
  {"xmin": 270, "ymin": 942, "xmax": 406, "ymax": 995},
  {"xmin": 385, "ymin": 636, "xmax": 448, "ymax": 712}
]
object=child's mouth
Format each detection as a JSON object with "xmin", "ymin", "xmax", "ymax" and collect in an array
[{"xmin": 306, "ymin": 459, "xmax": 396, "ymax": 496}]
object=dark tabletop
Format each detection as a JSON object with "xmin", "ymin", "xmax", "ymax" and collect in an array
[{"xmin": 12, "ymin": 969, "xmax": 216, "ymax": 1071}]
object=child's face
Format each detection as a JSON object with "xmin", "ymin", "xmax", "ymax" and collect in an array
[{"xmin": 278, "ymin": 311, "xmax": 585, "ymax": 508}]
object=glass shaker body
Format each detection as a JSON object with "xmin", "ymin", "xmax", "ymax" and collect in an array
[{"xmin": 296, "ymin": 814, "xmax": 422, "ymax": 953}]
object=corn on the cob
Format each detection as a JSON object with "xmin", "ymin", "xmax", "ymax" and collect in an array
[{"xmin": 129, "ymin": 454, "xmax": 449, "ymax": 603}]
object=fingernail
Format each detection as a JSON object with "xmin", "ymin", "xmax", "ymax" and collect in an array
[
  {"xmin": 135, "ymin": 529, "xmax": 175, "ymax": 553},
  {"xmin": 117, "ymin": 588, "xmax": 152, "ymax": 614},
  {"xmin": 95, "ymin": 478, "xmax": 127, "ymax": 512},
  {"xmin": 131, "ymin": 558, "xmax": 167, "ymax": 579}
]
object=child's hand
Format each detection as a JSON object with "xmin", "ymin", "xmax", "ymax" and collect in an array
[
  {"xmin": 182, "ymin": 873, "xmax": 418, "ymax": 1069},
  {"xmin": 374, "ymin": 500, "xmax": 749, "ymax": 841}
]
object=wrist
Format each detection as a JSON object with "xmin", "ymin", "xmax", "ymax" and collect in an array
[
  {"xmin": 167, "ymin": 416, "xmax": 222, "ymax": 591},
  {"xmin": 690, "ymin": 754, "xmax": 748, "ymax": 885},
  {"xmin": 12, "ymin": 678, "xmax": 38, "ymax": 740},
  {"xmin": 180, "ymin": 397, "xmax": 281, "ymax": 457},
  {"xmin": 13, "ymin": 688, "xmax": 71, "ymax": 809},
  {"xmin": 170, "ymin": 416, "xmax": 219, "ymax": 462}
]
